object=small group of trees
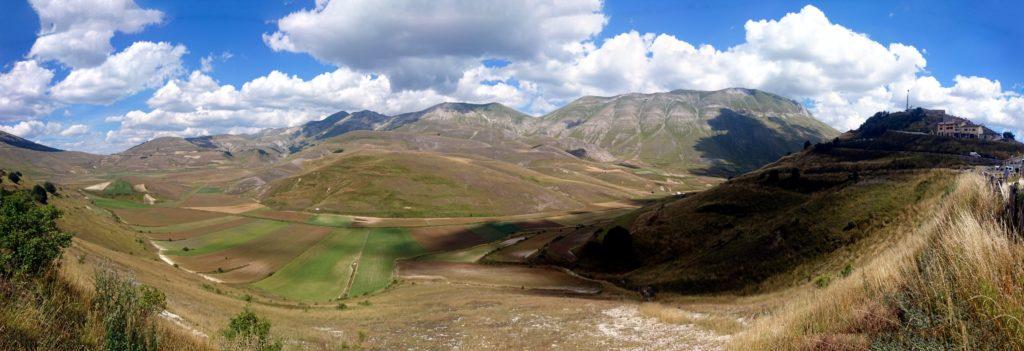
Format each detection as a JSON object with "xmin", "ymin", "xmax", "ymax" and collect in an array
[{"xmin": 6, "ymin": 170, "xmax": 22, "ymax": 184}]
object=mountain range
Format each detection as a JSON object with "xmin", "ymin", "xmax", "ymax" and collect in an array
[
  {"xmin": 2, "ymin": 88, "xmax": 839, "ymax": 216},
  {"xmin": 104, "ymin": 88, "xmax": 838, "ymax": 173}
]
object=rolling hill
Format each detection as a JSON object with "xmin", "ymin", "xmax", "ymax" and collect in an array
[
  {"xmin": 0, "ymin": 130, "xmax": 101, "ymax": 178},
  {"xmin": 536, "ymin": 109, "xmax": 1023, "ymax": 293}
]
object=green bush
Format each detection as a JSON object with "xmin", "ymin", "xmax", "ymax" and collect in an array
[
  {"xmin": 221, "ymin": 308, "xmax": 282, "ymax": 351},
  {"xmin": 31, "ymin": 185, "xmax": 48, "ymax": 204},
  {"xmin": 92, "ymin": 269, "xmax": 166, "ymax": 351},
  {"xmin": 813, "ymin": 274, "xmax": 832, "ymax": 289},
  {"xmin": 0, "ymin": 190, "xmax": 71, "ymax": 277},
  {"xmin": 43, "ymin": 181, "xmax": 57, "ymax": 194},
  {"xmin": 841, "ymin": 263, "xmax": 854, "ymax": 277}
]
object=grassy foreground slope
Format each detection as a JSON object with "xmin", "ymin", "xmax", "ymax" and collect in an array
[
  {"xmin": 550, "ymin": 112, "xmax": 1024, "ymax": 294},
  {"xmin": 734, "ymin": 172, "xmax": 1024, "ymax": 350}
]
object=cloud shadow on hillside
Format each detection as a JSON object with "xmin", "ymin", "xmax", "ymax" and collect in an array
[{"xmin": 691, "ymin": 109, "xmax": 808, "ymax": 177}]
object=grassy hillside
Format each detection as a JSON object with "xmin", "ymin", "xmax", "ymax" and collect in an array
[
  {"xmin": 733, "ymin": 172, "xmax": 1024, "ymax": 349},
  {"xmin": 258, "ymin": 132, "xmax": 692, "ymax": 217},
  {"xmin": 263, "ymin": 150, "xmax": 595, "ymax": 217},
  {"xmin": 549, "ymin": 124, "xmax": 1023, "ymax": 294}
]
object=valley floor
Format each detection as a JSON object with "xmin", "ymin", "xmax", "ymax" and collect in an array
[{"xmin": 65, "ymin": 236, "xmax": 746, "ymax": 350}]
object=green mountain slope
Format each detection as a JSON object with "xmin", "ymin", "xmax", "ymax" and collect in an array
[{"xmin": 535, "ymin": 88, "xmax": 840, "ymax": 175}]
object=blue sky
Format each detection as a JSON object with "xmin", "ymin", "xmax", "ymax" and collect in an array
[{"xmin": 0, "ymin": 0, "xmax": 1021, "ymax": 153}]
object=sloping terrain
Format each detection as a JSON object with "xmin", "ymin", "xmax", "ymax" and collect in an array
[
  {"xmin": 538, "ymin": 113, "xmax": 1023, "ymax": 294},
  {"xmin": 535, "ymin": 88, "xmax": 840, "ymax": 175},
  {"xmin": 259, "ymin": 139, "xmax": 670, "ymax": 217},
  {"xmin": 0, "ymin": 131, "xmax": 101, "ymax": 178}
]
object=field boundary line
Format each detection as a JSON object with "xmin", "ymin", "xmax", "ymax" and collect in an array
[{"xmin": 339, "ymin": 230, "xmax": 369, "ymax": 299}]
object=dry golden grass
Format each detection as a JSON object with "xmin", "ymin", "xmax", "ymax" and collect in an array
[
  {"xmin": 0, "ymin": 262, "xmax": 214, "ymax": 351},
  {"xmin": 638, "ymin": 302, "xmax": 744, "ymax": 335},
  {"xmin": 730, "ymin": 172, "xmax": 1024, "ymax": 350}
]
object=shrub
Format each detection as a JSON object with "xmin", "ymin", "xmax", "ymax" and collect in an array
[
  {"xmin": 0, "ymin": 190, "xmax": 71, "ymax": 277},
  {"xmin": 92, "ymin": 269, "xmax": 167, "ymax": 351},
  {"xmin": 221, "ymin": 308, "xmax": 282, "ymax": 351},
  {"xmin": 813, "ymin": 274, "xmax": 831, "ymax": 289},
  {"xmin": 42, "ymin": 181, "xmax": 57, "ymax": 194},
  {"xmin": 841, "ymin": 263, "xmax": 854, "ymax": 277},
  {"xmin": 7, "ymin": 172, "xmax": 21, "ymax": 183},
  {"xmin": 31, "ymin": 185, "xmax": 48, "ymax": 204}
]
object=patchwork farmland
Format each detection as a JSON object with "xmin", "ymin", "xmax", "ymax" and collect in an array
[{"xmin": 86, "ymin": 185, "xmax": 619, "ymax": 303}]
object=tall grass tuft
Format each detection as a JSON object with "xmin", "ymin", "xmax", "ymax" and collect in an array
[
  {"xmin": 731, "ymin": 172, "xmax": 1024, "ymax": 349},
  {"xmin": 93, "ymin": 269, "xmax": 167, "ymax": 351}
]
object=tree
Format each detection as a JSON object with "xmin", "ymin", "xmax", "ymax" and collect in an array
[
  {"xmin": 0, "ymin": 190, "xmax": 72, "ymax": 277},
  {"xmin": 1004, "ymin": 131, "xmax": 1015, "ymax": 140},
  {"xmin": 43, "ymin": 181, "xmax": 57, "ymax": 194},
  {"xmin": 31, "ymin": 184, "xmax": 48, "ymax": 204},
  {"xmin": 222, "ymin": 308, "xmax": 282, "ymax": 351},
  {"xmin": 803, "ymin": 140, "xmax": 812, "ymax": 150}
]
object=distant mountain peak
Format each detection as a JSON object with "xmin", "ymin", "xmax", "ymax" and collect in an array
[{"xmin": 0, "ymin": 130, "xmax": 62, "ymax": 152}]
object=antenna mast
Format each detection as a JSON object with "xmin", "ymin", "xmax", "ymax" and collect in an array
[{"xmin": 906, "ymin": 89, "xmax": 910, "ymax": 110}]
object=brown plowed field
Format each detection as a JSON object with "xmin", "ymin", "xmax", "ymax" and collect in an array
[
  {"xmin": 178, "ymin": 193, "xmax": 255, "ymax": 207},
  {"xmin": 484, "ymin": 231, "xmax": 563, "ymax": 263},
  {"xmin": 113, "ymin": 207, "xmax": 225, "ymax": 227},
  {"xmin": 409, "ymin": 225, "xmax": 488, "ymax": 252},
  {"xmin": 146, "ymin": 217, "xmax": 256, "ymax": 241}
]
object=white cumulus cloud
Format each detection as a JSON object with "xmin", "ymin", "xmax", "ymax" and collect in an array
[
  {"xmin": 28, "ymin": 0, "xmax": 164, "ymax": 68},
  {"xmin": 264, "ymin": 0, "xmax": 605, "ymax": 90},
  {"xmin": 51, "ymin": 41, "xmax": 187, "ymax": 104},
  {"xmin": 0, "ymin": 61, "xmax": 56, "ymax": 119}
]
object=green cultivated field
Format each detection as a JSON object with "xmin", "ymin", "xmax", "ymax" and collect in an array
[
  {"xmin": 195, "ymin": 186, "xmax": 222, "ymax": 194},
  {"xmin": 418, "ymin": 241, "xmax": 503, "ymax": 263},
  {"xmin": 253, "ymin": 228, "xmax": 368, "ymax": 301},
  {"xmin": 102, "ymin": 179, "xmax": 135, "ymax": 196},
  {"xmin": 308, "ymin": 213, "xmax": 353, "ymax": 227},
  {"xmin": 347, "ymin": 228, "xmax": 424, "ymax": 296},
  {"xmin": 160, "ymin": 220, "xmax": 287, "ymax": 256}
]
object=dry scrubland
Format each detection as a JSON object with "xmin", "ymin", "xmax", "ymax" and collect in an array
[{"xmin": 732, "ymin": 172, "xmax": 1024, "ymax": 349}]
